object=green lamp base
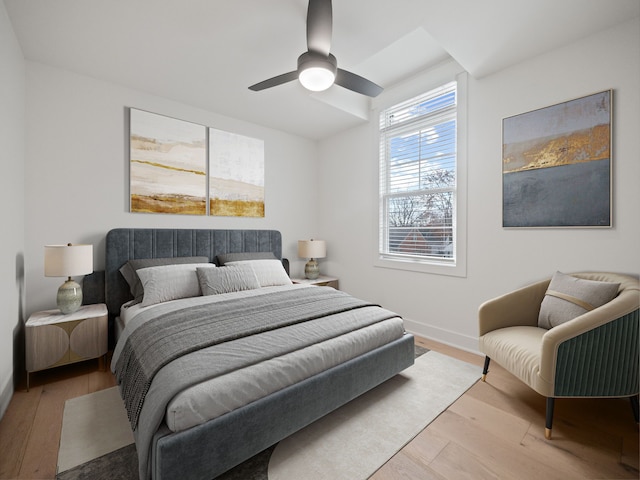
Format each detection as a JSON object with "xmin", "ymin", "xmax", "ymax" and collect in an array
[
  {"xmin": 305, "ymin": 258, "xmax": 320, "ymax": 280},
  {"xmin": 57, "ymin": 278, "xmax": 83, "ymax": 314}
]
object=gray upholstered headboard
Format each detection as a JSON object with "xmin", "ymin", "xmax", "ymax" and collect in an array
[{"xmin": 104, "ymin": 228, "xmax": 283, "ymax": 343}]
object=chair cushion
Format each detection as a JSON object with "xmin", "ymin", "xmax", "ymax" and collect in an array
[
  {"xmin": 479, "ymin": 326, "xmax": 548, "ymax": 394},
  {"xmin": 538, "ymin": 271, "xmax": 620, "ymax": 329}
]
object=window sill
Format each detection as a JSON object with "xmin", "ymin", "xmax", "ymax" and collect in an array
[{"xmin": 374, "ymin": 256, "xmax": 466, "ymax": 278}]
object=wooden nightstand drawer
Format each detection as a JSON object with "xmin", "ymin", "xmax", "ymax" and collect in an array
[{"xmin": 26, "ymin": 304, "xmax": 108, "ymax": 389}]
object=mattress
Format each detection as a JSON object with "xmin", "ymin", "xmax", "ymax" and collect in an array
[{"xmin": 117, "ymin": 285, "xmax": 406, "ymax": 433}]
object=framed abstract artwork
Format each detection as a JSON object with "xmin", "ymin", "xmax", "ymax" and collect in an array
[
  {"xmin": 130, "ymin": 109, "xmax": 207, "ymax": 215},
  {"xmin": 209, "ymin": 128, "xmax": 265, "ymax": 217},
  {"xmin": 502, "ymin": 90, "xmax": 612, "ymax": 228},
  {"xmin": 129, "ymin": 109, "xmax": 265, "ymax": 217}
]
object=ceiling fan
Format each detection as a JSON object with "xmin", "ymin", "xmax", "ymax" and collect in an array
[{"xmin": 248, "ymin": 0, "xmax": 383, "ymax": 97}]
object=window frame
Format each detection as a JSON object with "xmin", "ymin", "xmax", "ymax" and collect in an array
[{"xmin": 373, "ymin": 68, "xmax": 467, "ymax": 278}]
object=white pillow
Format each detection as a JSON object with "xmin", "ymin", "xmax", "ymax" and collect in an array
[
  {"xmin": 538, "ymin": 271, "xmax": 620, "ymax": 329},
  {"xmin": 225, "ymin": 259, "xmax": 292, "ymax": 287},
  {"xmin": 137, "ymin": 263, "xmax": 215, "ymax": 307},
  {"xmin": 197, "ymin": 264, "xmax": 261, "ymax": 295}
]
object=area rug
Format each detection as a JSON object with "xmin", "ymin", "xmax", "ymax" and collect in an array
[{"xmin": 57, "ymin": 349, "xmax": 480, "ymax": 480}]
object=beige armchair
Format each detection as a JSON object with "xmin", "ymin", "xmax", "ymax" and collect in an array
[{"xmin": 478, "ymin": 272, "xmax": 639, "ymax": 439}]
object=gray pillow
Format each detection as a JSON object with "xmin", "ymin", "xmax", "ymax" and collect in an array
[
  {"xmin": 216, "ymin": 252, "xmax": 277, "ymax": 265},
  {"xmin": 538, "ymin": 271, "xmax": 620, "ymax": 329},
  {"xmin": 225, "ymin": 259, "xmax": 292, "ymax": 287},
  {"xmin": 119, "ymin": 256, "xmax": 210, "ymax": 301},
  {"xmin": 137, "ymin": 263, "xmax": 215, "ymax": 307},
  {"xmin": 197, "ymin": 264, "xmax": 260, "ymax": 296}
]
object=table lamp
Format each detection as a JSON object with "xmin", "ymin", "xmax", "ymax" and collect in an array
[
  {"xmin": 298, "ymin": 239, "xmax": 326, "ymax": 280},
  {"xmin": 44, "ymin": 243, "xmax": 93, "ymax": 314}
]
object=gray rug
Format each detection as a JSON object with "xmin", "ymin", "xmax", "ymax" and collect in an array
[
  {"xmin": 56, "ymin": 443, "xmax": 274, "ymax": 480},
  {"xmin": 57, "ymin": 346, "xmax": 479, "ymax": 480},
  {"xmin": 57, "ymin": 444, "xmax": 137, "ymax": 480}
]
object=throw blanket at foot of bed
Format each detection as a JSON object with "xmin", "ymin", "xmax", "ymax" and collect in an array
[{"xmin": 111, "ymin": 286, "xmax": 403, "ymax": 480}]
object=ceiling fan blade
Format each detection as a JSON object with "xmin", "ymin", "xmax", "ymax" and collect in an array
[
  {"xmin": 335, "ymin": 69, "xmax": 383, "ymax": 97},
  {"xmin": 249, "ymin": 71, "xmax": 298, "ymax": 91},
  {"xmin": 306, "ymin": 0, "xmax": 332, "ymax": 56}
]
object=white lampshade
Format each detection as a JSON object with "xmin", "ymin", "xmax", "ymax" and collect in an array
[
  {"xmin": 45, "ymin": 244, "xmax": 93, "ymax": 314},
  {"xmin": 298, "ymin": 240, "xmax": 326, "ymax": 259},
  {"xmin": 45, "ymin": 244, "xmax": 93, "ymax": 277}
]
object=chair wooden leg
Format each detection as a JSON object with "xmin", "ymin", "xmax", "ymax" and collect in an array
[
  {"xmin": 545, "ymin": 397, "xmax": 555, "ymax": 439},
  {"xmin": 631, "ymin": 395, "xmax": 639, "ymax": 423},
  {"xmin": 481, "ymin": 356, "xmax": 490, "ymax": 382}
]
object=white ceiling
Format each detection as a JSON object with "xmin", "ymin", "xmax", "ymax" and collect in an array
[{"xmin": 5, "ymin": 0, "xmax": 639, "ymax": 139}]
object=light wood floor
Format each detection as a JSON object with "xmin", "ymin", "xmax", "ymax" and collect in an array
[
  {"xmin": 373, "ymin": 337, "xmax": 639, "ymax": 480},
  {"xmin": 0, "ymin": 337, "xmax": 637, "ymax": 479}
]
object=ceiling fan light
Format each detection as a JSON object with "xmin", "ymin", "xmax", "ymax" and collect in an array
[
  {"xmin": 297, "ymin": 52, "xmax": 337, "ymax": 92},
  {"xmin": 299, "ymin": 66, "xmax": 335, "ymax": 91}
]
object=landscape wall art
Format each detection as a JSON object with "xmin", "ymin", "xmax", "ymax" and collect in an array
[
  {"xmin": 502, "ymin": 90, "xmax": 612, "ymax": 228},
  {"xmin": 129, "ymin": 109, "xmax": 264, "ymax": 217},
  {"xmin": 130, "ymin": 109, "xmax": 207, "ymax": 215},
  {"xmin": 209, "ymin": 128, "xmax": 265, "ymax": 217}
]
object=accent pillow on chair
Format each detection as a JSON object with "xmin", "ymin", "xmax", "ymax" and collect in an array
[{"xmin": 538, "ymin": 271, "xmax": 620, "ymax": 329}]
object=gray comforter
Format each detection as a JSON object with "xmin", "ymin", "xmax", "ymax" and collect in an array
[{"xmin": 111, "ymin": 286, "xmax": 400, "ymax": 479}]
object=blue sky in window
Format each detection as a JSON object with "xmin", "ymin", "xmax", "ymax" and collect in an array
[
  {"xmin": 389, "ymin": 119, "xmax": 456, "ymax": 192},
  {"xmin": 411, "ymin": 91, "xmax": 456, "ymax": 117}
]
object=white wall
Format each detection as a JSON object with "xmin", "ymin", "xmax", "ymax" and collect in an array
[
  {"xmin": 0, "ymin": 1, "xmax": 26, "ymax": 417},
  {"xmin": 23, "ymin": 63, "xmax": 319, "ymax": 317},
  {"xmin": 318, "ymin": 18, "xmax": 640, "ymax": 352}
]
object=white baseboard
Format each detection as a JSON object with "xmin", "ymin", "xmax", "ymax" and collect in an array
[
  {"xmin": 403, "ymin": 317, "xmax": 481, "ymax": 356},
  {"xmin": 0, "ymin": 374, "xmax": 14, "ymax": 421}
]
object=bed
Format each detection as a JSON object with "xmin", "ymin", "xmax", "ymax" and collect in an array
[{"xmin": 103, "ymin": 228, "xmax": 415, "ymax": 480}]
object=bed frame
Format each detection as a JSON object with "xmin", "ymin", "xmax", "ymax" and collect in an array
[{"xmin": 102, "ymin": 228, "xmax": 415, "ymax": 480}]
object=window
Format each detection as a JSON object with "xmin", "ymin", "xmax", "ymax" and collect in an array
[{"xmin": 378, "ymin": 81, "xmax": 458, "ymax": 269}]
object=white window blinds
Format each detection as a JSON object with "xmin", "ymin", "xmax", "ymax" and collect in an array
[{"xmin": 379, "ymin": 81, "xmax": 457, "ymax": 263}]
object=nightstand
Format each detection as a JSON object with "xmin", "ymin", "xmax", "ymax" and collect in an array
[
  {"xmin": 25, "ymin": 303, "xmax": 108, "ymax": 390},
  {"xmin": 291, "ymin": 275, "xmax": 339, "ymax": 289}
]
